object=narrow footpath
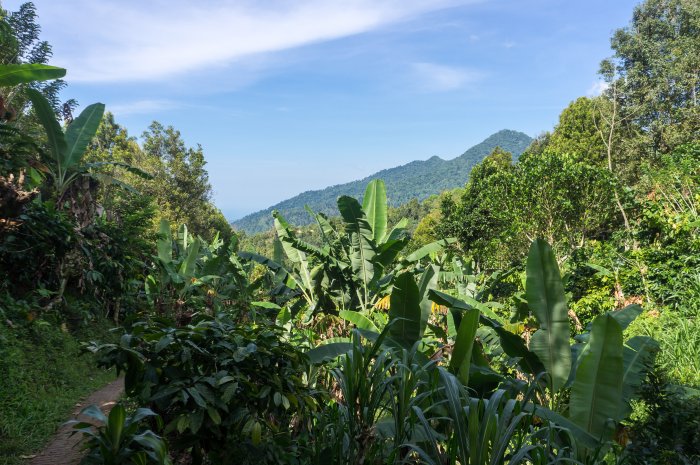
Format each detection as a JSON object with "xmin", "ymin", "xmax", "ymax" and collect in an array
[{"xmin": 27, "ymin": 378, "xmax": 124, "ymax": 465}]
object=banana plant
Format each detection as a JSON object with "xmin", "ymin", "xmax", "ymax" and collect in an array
[
  {"xmin": 0, "ymin": 63, "xmax": 66, "ymax": 87},
  {"xmin": 145, "ymin": 220, "xmax": 201, "ymax": 311},
  {"xmin": 244, "ymin": 179, "xmax": 452, "ymax": 317},
  {"xmin": 68, "ymin": 404, "xmax": 170, "ymax": 465},
  {"xmin": 24, "ymin": 87, "xmax": 150, "ymax": 204},
  {"xmin": 430, "ymin": 239, "xmax": 658, "ymax": 456}
]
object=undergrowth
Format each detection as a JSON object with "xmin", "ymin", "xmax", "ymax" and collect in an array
[{"xmin": 0, "ymin": 319, "xmax": 116, "ymax": 464}]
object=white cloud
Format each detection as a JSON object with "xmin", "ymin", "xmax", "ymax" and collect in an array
[
  {"xmin": 20, "ymin": 0, "xmax": 480, "ymax": 83},
  {"xmin": 587, "ymin": 80, "xmax": 610, "ymax": 96},
  {"xmin": 411, "ymin": 62, "xmax": 482, "ymax": 92},
  {"xmin": 107, "ymin": 99, "xmax": 180, "ymax": 116},
  {"xmin": 502, "ymin": 40, "xmax": 516, "ymax": 49}
]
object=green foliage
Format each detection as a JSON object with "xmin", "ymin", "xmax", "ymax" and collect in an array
[
  {"xmin": 604, "ymin": 0, "xmax": 700, "ymax": 153},
  {"xmin": 140, "ymin": 122, "xmax": 231, "ymax": 243},
  {"xmin": 0, "ymin": 317, "xmax": 116, "ymax": 463},
  {"xmin": 145, "ymin": 220, "xmax": 252, "ymax": 318},
  {"xmin": 569, "ymin": 315, "xmax": 623, "ymax": 441},
  {"xmin": 69, "ymin": 404, "xmax": 170, "ymax": 465},
  {"xmin": 87, "ymin": 314, "xmax": 317, "ymax": 464},
  {"xmin": 526, "ymin": 239, "xmax": 571, "ymax": 392},
  {"xmin": 625, "ymin": 369, "xmax": 700, "ymax": 464},
  {"xmin": 439, "ymin": 150, "xmax": 618, "ymax": 269}
]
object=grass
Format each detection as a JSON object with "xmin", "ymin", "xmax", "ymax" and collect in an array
[
  {"xmin": 628, "ymin": 307, "xmax": 700, "ymax": 387},
  {"xmin": 0, "ymin": 319, "xmax": 117, "ymax": 464}
]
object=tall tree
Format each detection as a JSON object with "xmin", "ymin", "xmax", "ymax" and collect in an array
[
  {"xmin": 604, "ymin": 0, "xmax": 700, "ymax": 154},
  {"xmin": 141, "ymin": 121, "xmax": 231, "ymax": 242}
]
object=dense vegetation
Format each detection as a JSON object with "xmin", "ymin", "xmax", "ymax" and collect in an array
[
  {"xmin": 1, "ymin": 0, "xmax": 699, "ymax": 464},
  {"xmin": 232, "ymin": 130, "xmax": 532, "ymax": 233}
]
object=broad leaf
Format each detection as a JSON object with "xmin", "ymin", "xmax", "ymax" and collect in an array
[
  {"xmin": 339, "ymin": 310, "xmax": 379, "ymax": 333},
  {"xmin": 527, "ymin": 404, "xmax": 600, "ymax": 450},
  {"xmin": 338, "ymin": 195, "xmax": 377, "ymax": 304},
  {"xmin": 388, "ymin": 272, "xmax": 421, "ymax": 347},
  {"xmin": 526, "ymin": 239, "xmax": 571, "ymax": 391},
  {"xmin": 25, "ymin": 88, "xmax": 66, "ymax": 161},
  {"xmin": 0, "ymin": 64, "xmax": 65, "ymax": 86},
  {"xmin": 418, "ymin": 265, "xmax": 439, "ymax": 338},
  {"xmin": 273, "ymin": 211, "xmax": 314, "ymax": 295},
  {"xmin": 375, "ymin": 236, "xmax": 409, "ymax": 268},
  {"xmin": 63, "ymin": 103, "xmax": 105, "ymax": 171},
  {"xmin": 179, "ymin": 238, "xmax": 201, "ymax": 279},
  {"xmin": 362, "ymin": 179, "xmax": 387, "ymax": 242},
  {"xmin": 429, "ymin": 289, "xmax": 544, "ymax": 375},
  {"xmin": 406, "ymin": 238, "xmax": 456, "ymax": 262},
  {"xmin": 107, "ymin": 404, "xmax": 126, "ymax": 447},
  {"xmin": 570, "ymin": 314, "xmax": 623, "ymax": 441},
  {"xmin": 450, "ymin": 307, "xmax": 480, "ymax": 386},
  {"xmin": 307, "ymin": 339, "xmax": 353, "ymax": 364},
  {"xmin": 620, "ymin": 336, "xmax": 658, "ymax": 418},
  {"xmin": 609, "ymin": 304, "xmax": 643, "ymax": 331}
]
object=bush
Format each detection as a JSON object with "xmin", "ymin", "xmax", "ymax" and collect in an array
[
  {"xmin": 87, "ymin": 313, "xmax": 319, "ymax": 464},
  {"xmin": 626, "ymin": 369, "xmax": 700, "ymax": 464}
]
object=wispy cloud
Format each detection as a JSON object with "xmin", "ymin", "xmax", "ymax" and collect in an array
[
  {"xmin": 502, "ymin": 40, "xmax": 516, "ymax": 49},
  {"xmin": 29, "ymin": 0, "xmax": 481, "ymax": 83},
  {"xmin": 587, "ymin": 80, "xmax": 609, "ymax": 96},
  {"xmin": 107, "ymin": 99, "xmax": 181, "ymax": 116},
  {"xmin": 411, "ymin": 62, "xmax": 482, "ymax": 92}
]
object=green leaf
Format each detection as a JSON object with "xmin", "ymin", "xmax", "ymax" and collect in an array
[
  {"xmin": 429, "ymin": 289, "xmax": 544, "ymax": 375},
  {"xmin": 0, "ymin": 64, "xmax": 66, "ymax": 86},
  {"xmin": 388, "ymin": 272, "xmax": 421, "ymax": 347},
  {"xmin": 417, "ymin": 265, "xmax": 439, "ymax": 338},
  {"xmin": 406, "ymin": 238, "xmax": 456, "ymax": 262},
  {"xmin": 63, "ymin": 103, "xmax": 105, "ymax": 171},
  {"xmin": 252, "ymin": 421, "xmax": 262, "ymax": 446},
  {"xmin": 251, "ymin": 301, "xmax": 281, "ymax": 310},
  {"xmin": 306, "ymin": 340, "xmax": 353, "ymax": 364},
  {"xmin": 338, "ymin": 195, "xmax": 377, "ymax": 304},
  {"xmin": 362, "ymin": 179, "xmax": 387, "ymax": 242},
  {"xmin": 526, "ymin": 239, "xmax": 571, "ymax": 391},
  {"xmin": 527, "ymin": 404, "xmax": 600, "ymax": 450},
  {"xmin": 450, "ymin": 307, "xmax": 480, "ymax": 386},
  {"xmin": 25, "ymin": 88, "xmax": 66, "ymax": 161},
  {"xmin": 438, "ymin": 369, "xmax": 469, "ymax": 464},
  {"xmin": 179, "ymin": 238, "xmax": 201, "ymax": 279},
  {"xmin": 157, "ymin": 219, "xmax": 173, "ymax": 264},
  {"xmin": 375, "ymin": 236, "xmax": 409, "ymax": 268},
  {"xmin": 338, "ymin": 310, "xmax": 379, "ymax": 333},
  {"xmin": 570, "ymin": 314, "xmax": 623, "ymax": 441},
  {"xmin": 107, "ymin": 404, "xmax": 126, "ymax": 448},
  {"xmin": 609, "ymin": 304, "xmax": 643, "ymax": 331},
  {"xmin": 620, "ymin": 336, "xmax": 658, "ymax": 418},
  {"xmin": 383, "ymin": 217, "xmax": 408, "ymax": 244},
  {"xmin": 276, "ymin": 306, "xmax": 292, "ymax": 326},
  {"xmin": 273, "ymin": 211, "xmax": 314, "ymax": 294},
  {"xmin": 207, "ymin": 407, "xmax": 222, "ymax": 425},
  {"xmin": 79, "ymin": 404, "xmax": 108, "ymax": 424}
]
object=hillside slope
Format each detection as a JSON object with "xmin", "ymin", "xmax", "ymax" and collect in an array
[{"xmin": 232, "ymin": 129, "xmax": 532, "ymax": 233}]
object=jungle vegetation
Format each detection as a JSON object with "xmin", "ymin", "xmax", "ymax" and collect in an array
[{"xmin": 0, "ymin": 0, "xmax": 699, "ymax": 464}]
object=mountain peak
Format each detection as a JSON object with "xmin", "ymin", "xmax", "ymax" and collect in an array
[{"xmin": 232, "ymin": 129, "xmax": 532, "ymax": 233}]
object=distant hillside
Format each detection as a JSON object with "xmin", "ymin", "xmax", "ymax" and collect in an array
[{"xmin": 232, "ymin": 129, "xmax": 532, "ymax": 233}]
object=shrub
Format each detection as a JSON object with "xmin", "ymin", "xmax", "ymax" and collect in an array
[{"xmin": 86, "ymin": 313, "xmax": 318, "ymax": 464}]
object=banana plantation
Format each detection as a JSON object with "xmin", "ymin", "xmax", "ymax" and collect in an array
[{"xmin": 1, "ymin": 0, "xmax": 700, "ymax": 464}]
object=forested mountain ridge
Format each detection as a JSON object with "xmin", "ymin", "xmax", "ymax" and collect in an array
[{"xmin": 233, "ymin": 129, "xmax": 532, "ymax": 233}]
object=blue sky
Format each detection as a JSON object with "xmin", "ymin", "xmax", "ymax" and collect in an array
[{"xmin": 5, "ymin": 0, "xmax": 639, "ymax": 220}]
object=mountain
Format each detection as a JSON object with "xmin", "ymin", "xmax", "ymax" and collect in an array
[{"xmin": 232, "ymin": 129, "xmax": 533, "ymax": 234}]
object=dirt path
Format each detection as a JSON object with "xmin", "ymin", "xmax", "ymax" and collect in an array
[{"xmin": 27, "ymin": 378, "xmax": 124, "ymax": 465}]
